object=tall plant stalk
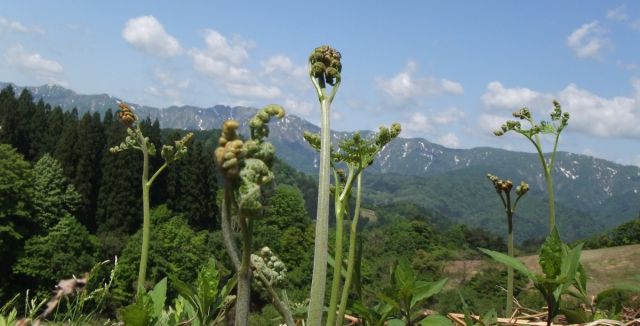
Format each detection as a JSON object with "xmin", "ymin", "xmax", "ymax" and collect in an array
[
  {"xmin": 214, "ymin": 105, "xmax": 285, "ymax": 326},
  {"xmin": 336, "ymin": 173, "xmax": 362, "ymax": 323},
  {"xmin": 110, "ymin": 103, "xmax": 193, "ymax": 296},
  {"xmin": 304, "ymin": 125, "xmax": 401, "ymax": 326},
  {"xmin": 487, "ymin": 175, "xmax": 529, "ymax": 317},
  {"xmin": 494, "ymin": 101, "xmax": 569, "ymax": 233},
  {"xmin": 307, "ymin": 45, "xmax": 342, "ymax": 326}
]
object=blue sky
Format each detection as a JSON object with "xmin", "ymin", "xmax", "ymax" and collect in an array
[{"xmin": 1, "ymin": 1, "xmax": 640, "ymax": 166}]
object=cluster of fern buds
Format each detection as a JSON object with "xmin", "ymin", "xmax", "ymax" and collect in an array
[
  {"xmin": 309, "ymin": 45, "xmax": 342, "ymax": 85},
  {"xmin": 494, "ymin": 101, "xmax": 570, "ymax": 137},
  {"xmin": 116, "ymin": 102, "xmax": 137, "ymax": 127},
  {"xmin": 487, "ymin": 174, "xmax": 529, "ymax": 198},
  {"xmin": 215, "ymin": 120, "xmax": 245, "ymax": 178},
  {"xmin": 251, "ymin": 247, "xmax": 287, "ymax": 288}
]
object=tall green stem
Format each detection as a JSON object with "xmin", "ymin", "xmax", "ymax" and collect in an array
[
  {"xmin": 136, "ymin": 130, "xmax": 150, "ymax": 296},
  {"xmin": 235, "ymin": 212, "xmax": 253, "ymax": 326},
  {"xmin": 544, "ymin": 169, "xmax": 555, "ymax": 231},
  {"xmin": 308, "ymin": 95, "xmax": 331, "ymax": 326},
  {"xmin": 327, "ymin": 169, "xmax": 355, "ymax": 326},
  {"xmin": 337, "ymin": 173, "xmax": 362, "ymax": 325}
]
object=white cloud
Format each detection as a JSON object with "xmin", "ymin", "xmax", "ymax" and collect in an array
[
  {"xmin": 433, "ymin": 107, "xmax": 465, "ymax": 124},
  {"xmin": 477, "ymin": 113, "xmax": 512, "ymax": 135},
  {"xmin": 441, "ymin": 79, "xmax": 464, "ymax": 95},
  {"xmin": 402, "ymin": 112, "xmax": 433, "ymax": 137},
  {"xmin": 567, "ymin": 21, "xmax": 607, "ymax": 59},
  {"xmin": 262, "ymin": 55, "xmax": 305, "ymax": 77},
  {"xmin": 482, "ymin": 81, "xmax": 544, "ymax": 109},
  {"xmin": 375, "ymin": 61, "xmax": 463, "ymax": 104},
  {"xmin": 0, "ymin": 17, "xmax": 43, "ymax": 34},
  {"xmin": 631, "ymin": 154, "xmax": 640, "ymax": 168},
  {"xmin": 558, "ymin": 83, "xmax": 640, "ymax": 137},
  {"xmin": 5, "ymin": 45, "xmax": 66, "ymax": 85},
  {"xmin": 437, "ymin": 132, "xmax": 460, "ymax": 148},
  {"xmin": 481, "ymin": 80, "xmax": 640, "ymax": 138},
  {"xmin": 607, "ymin": 6, "xmax": 628, "ymax": 22},
  {"xmin": 122, "ymin": 16, "xmax": 182, "ymax": 57},
  {"xmin": 200, "ymin": 29, "xmax": 249, "ymax": 65}
]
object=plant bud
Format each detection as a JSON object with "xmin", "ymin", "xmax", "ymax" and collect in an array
[{"xmin": 516, "ymin": 181, "xmax": 530, "ymax": 196}]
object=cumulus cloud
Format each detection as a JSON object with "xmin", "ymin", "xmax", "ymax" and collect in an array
[
  {"xmin": 402, "ymin": 112, "xmax": 433, "ymax": 136},
  {"xmin": 482, "ymin": 81, "xmax": 544, "ymax": 109},
  {"xmin": 481, "ymin": 80, "xmax": 640, "ymax": 138},
  {"xmin": 5, "ymin": 45, "xmax": 66, "ymax": 85},
  {"xmin": 375, "ymin": 61, "xmax": 464, "ymax": 104},
  {"xmin": 0, "ymin": 17, "xmax": 43, "ymax": 34},
  {"xmin": 567, "ymin": 21, "xmax": 607, "ymax": 59},
  {"xmin": 122, "ymin": 16, "xmax": 182, "ymax": 57},
  {"xmin": 188, "ymin": 29, "xmax": 312, "ymax": 108}
]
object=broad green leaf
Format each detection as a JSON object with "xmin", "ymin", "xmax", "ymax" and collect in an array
[
  {"xmin": 149, "ymin": 277, "xmax": 167, "ymax": 318},
  {"xmin": 170, "ymin": 276, "xmax": 200, "ymax": 314},
  {"xmin": 411, "ymin": 278, "xmax": 447, "ymax": 307},
  {"xmin": 196, "ymin": 258, "xmax": 219, "ymax": 310},
  {"xmin": 421, "ymin": 314, "xmax": 453, "ymax": 326},
  {"xmin": 394, "ymin": 257, "xmax": 416, "ymax": 298},
  {"xmin": 478, "ymin": 248, "xmax": 535, "ymax": 280},
  {"xmin": 539, "ymin": 227, "xmax": 563, "ymax": 279},
  {"xmin": 120, "ymin": 302, "xmax": 150, "ymax": 326},
  {"xmin": 387, "ymin": 319, "xmax": 405, "ymax": 326},
  {"xmin": 376, "ymin": 291, "xmax": 401, "ymax": 311},
  {"xmin": 556, "ymin": 242, "xmax": 583, "ymax": 297}
]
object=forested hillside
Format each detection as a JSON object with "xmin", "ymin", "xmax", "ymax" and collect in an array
[{"xmin": 0, "ymin": 85, "xmax": 513, "ymax": 314}]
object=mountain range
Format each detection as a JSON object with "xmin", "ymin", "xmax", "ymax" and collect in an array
[{"xmin": 3, "ymin": 82, "xmax": 640, "ymax": 242}]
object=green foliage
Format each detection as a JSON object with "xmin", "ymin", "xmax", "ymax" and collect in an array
[
  {"xmin": 32, "ymin": 154, "xmax": 82, "ymax": 231},
  {"xmin": 120, "ymin": 278, "xmax": 167, "ymax": 326},
  {"xmin": 376, "ymin": 258, "xmax": 447, "ymax": 325},
  {"xmin": 115, "ymin": 207, "xmax": 212, "ymax": 300},
  {"xmin": 584, "ymin": 215, "xmax": 640, "ymax": 249},
  {"xmin": 13, "ymin": 216, "xmax": 100, "ymax": 290},
  {"xmin": 170, "ymin": 258, "xmax": 236, "ymax": 325},
  {"xmin": 0, "ymin": 144, "xmax": 35, "ymax": 297},
  {"xmin": 480, "ymin": 226, "xmax": 584, "ymax": 325}
]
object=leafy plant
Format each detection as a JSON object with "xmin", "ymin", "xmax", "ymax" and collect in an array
[
  {"xmin": 214, "ymin": 104, "xmax": 285, "ymax": 326},
  {"xmin": 376, "ymin": 258, "xmax": 448, "ymax": 326},
  {"xmin": 120, "ymin": 277, "xmax": 167, "ymax": 326},
  {"xmin": 251, "ymin": 247, "xmax": 295, "ymax": 325},
  {"xmin": 305, "ymin": 124, "xmax": 401, "ymax": 325},
  {"xmin": 170, "ymin": 258, "xmax": 236, "ymax": 326},
  {"xmin": 306, "ymin": 45, "xmax": 342, "ymax": 326},
  {"xmin": 480, "ymin": 226, "xmax": 583, "ymax": 326},
  {"xmin": 111, "ymin": 102, "xmax": 194, "ymax": 295},
  {"xmin": 486, "ymin": 174, "xmax": 529, "ymax": 316},
  {"xmin": 493, "ymin": 101, "xmax": 569, "ymax": 232}
]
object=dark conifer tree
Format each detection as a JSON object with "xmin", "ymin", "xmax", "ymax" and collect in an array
[
  {"xmin": 165, "ymin": 137, "xmax": 218, "ymax": 230},
  {"xmin": 27, "ymin": 99, "xmax": 49, "ymax": 161},
  {"xmin": 95, "ymin": 110, "xmax": 141, "ymax": 256},
  {"xmin": 73, "ymin": 112, "xmax": 105, "ymax": 230},
  {"xmin": 45, "ymin": 106, "xmax": 64, "ymax": 153},
  {"xmin": 0, "ymin": 86, "xmax": 18, "ymax": 145},
  {"xmin": 54, "ymin": 108, "xmax": 79, "ymax": 180}
]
